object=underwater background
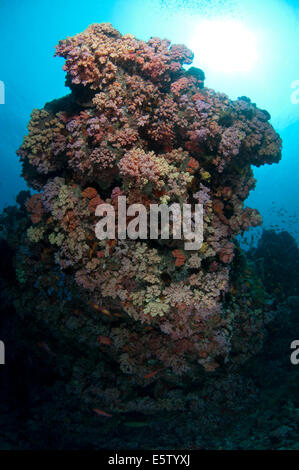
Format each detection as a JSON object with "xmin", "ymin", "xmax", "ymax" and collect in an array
[{"xmin": 0, "ymin": 0, "xmax": 298, "ymax": 450}]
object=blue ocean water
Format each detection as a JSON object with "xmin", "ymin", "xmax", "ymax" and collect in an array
[
  {"xmin": 0, "ymin": 0, "xmax": 299, "ymax": 241},
  {"xmin": 1, "ymin": 1, "xmax": 299, "ymax": 451}
]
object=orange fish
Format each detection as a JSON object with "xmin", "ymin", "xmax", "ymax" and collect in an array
[
  {"xmin": 143, "ymin": 368, "xmax": 163, "ymax": 380},
  {"xmin": 113, "ymin": 313, "xmax": 124, "ymax": 318},
  {"xmin": 97, "ymin": 335, "xmax": 112, "ymax": 346},
  {"xmin": 93, "ymin": 408, "xmax": 112, "ymax": 418},
  {"xmin": 101, "ymin": 308, "xmax": 111, "ymax": 316},
  {"xmin": 88, "ymin": 303, "xmax": 111, "ymax": 316}
]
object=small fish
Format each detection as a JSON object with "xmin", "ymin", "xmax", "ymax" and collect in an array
[
  {"xmin": 93, "ymin": 408, "xmax": 112, "ymax": 418},
  {"xmin": 38, "ymin": 342, "xmax": 56, "ymax": 357},
  {"xmin": 101, "ymin": 307, "xmax": 111, "ymax": 316},
  {"xmin": 88, "ymin": 302, "xmax": 111, "ymax": 316},
  {"xmin": 143, "ymin": 368, "xmax": 163, "ymax": 380},
  {"xmin": 97, "ymin": 335, "xmax": 112, "ymax": 346}
]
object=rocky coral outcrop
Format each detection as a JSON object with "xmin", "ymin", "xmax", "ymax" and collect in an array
[{"xmin": 9, "ymin": 24, "xmax": 282, "ymax": 408}]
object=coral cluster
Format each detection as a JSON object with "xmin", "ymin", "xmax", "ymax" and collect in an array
[{"xmin": 13, "ymin": 23, "xmax": 282, "ymax": 400}]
